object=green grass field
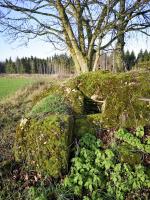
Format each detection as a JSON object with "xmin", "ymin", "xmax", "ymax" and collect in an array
[
  {"xmin": 0, "ymin": 74, "xmax": 68, "ymax": 100},
  {"xmin": 0, "ymin": 76, "xmax": 35, "ymax": 100}
]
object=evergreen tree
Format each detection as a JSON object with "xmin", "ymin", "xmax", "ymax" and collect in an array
[
  {"xmin": 30, "ymin": 56, "xmax": 36, "ymax": 74},
  {"xmin": 0, "ymin": 61, "xmax": 5, "ymax": 73},
  {"xmin": 124, "ymin": 50, "xmax": 136, "ymax": 70},
  {"xmin": 5, "ymin": 57, "xmax": 16, "ymax": 73},
  {"xmin": 137, "ymin": 49, "xmax": 144, "ymax": 62},
  {"xmin": 143, "ymin": 50, "xmax": 149, "ymax": 61},
  {"xmin": 136, "ymin": 49, "xmax": 150, "ymax": 70},
  {"xmin": 130, "ymin": 51, "xmax": 136, "ymax": 69}
]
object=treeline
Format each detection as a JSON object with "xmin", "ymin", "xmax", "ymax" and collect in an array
[
  {"xmin": 97, "ymin": 49, "xmax": 150, "ymax": 71},
  {"xmin": 0, "ymin": 50, "xmax": 150, "ymax": 74},
  {"xmin": 0, "ymin": 54, "xmax": 74, "ymax": 74},
  {"xmin": 124, "ymin": 49, "xmax": 150, "ymax": 70}
]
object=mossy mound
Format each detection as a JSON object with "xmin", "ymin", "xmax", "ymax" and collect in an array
[
  {"xmin": 14, "ymin": 70, "xmax": 150, "ymax": 177},
  {"xmin": 65, "ymin": 71, "xmax": 150, "ymax": 128},
  {"xmin": 28, "ymin": 94, "xmax": 70, "ymax": 118},
  {"xmin": 14, "ymin": 84, "xmax": 74, "ymax": 177},
  {"xmin": 14, "ymin": 115, "xmax": 73, "ymax": 177}
]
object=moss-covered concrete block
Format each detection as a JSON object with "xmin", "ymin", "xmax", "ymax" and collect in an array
[
  {"xmin": 63, "ymin": 86, "xmax": 84, "ymax": 115},
  {"xmin": 74, "ymin": 114, "xmax": 102, "ymax": 138},
  {"xmin": 67, "ymin": 71, "xmax": 150, "ymax": 128},
  {"xmin": 13, "ymin": 70, "xmax": 150, "ymax": 177},
  {"xmin": 14, "ymin": 114, "xmax": 73, "ymax": 177}
]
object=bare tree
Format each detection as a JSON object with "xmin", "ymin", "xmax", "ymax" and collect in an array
[
  {"xmin": 114, "ymin": 0, "xmax": 150, "ymax": 72},
  {"xmin": 0, "ymin": 0, "xmax": 149, "ymax": 73}
]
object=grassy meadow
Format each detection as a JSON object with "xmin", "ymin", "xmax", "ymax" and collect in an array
[
  {"xmin": 0, "ymin": 74, "xmax": 65, "ymax": 100},
  {"xmin": 0, "ymin": 76, "xmax": 35, "ymax": 100}
]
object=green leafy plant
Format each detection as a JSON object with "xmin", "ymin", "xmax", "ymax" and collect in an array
[
  {"xmin": 115, "ymin": 128, "xmax": 150, "ymax": 154},
  {"xmin": 26, "ymin": 184, "xmax": 74, "ymax": 200},
  {"xmin": 26, "ymin": 187, "xmax": 47, "ymax": 200},
  {"xmin": 64, "ymin": 132, "xmax": 150, "ymax": 200},
  {"xmin": 136, "ymin": 126, "xmax": 144, "ymax": 138}
]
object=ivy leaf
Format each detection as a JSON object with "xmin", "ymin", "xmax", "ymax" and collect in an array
[{"xmin": 136, "ymin": 126, "xmax": 144, "ymax": 138}]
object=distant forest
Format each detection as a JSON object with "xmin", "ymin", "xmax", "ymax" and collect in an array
[
  {"xmin": 0, "ymin": 54, "xmax": 74, "ymax": 74},
  {"xmin": 0, "ymin": 50, "xmax": 150, "ymax": 74},
  {"xmin": 124, "ymin": 49, "xmax": 150, "ymax": 70}
]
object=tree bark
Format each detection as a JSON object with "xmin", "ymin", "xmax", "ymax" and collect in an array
[
  {"xmin": 114, "ymin": 0, "xmax": 126, "ymax": 72},
  {"xmin": 56, "ymin": 0, "xmax": 89, "ymax": 74},
  {"xmin": 114, "ymin": 33, "xmax": 125, "ymax": 72},
  {"xmin": 93, "ymin": 50, "xmax": 100, "ymax": 71}
]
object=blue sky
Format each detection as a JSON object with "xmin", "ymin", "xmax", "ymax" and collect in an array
[
  {"xmin": 0, "ymin": 36, "xmax": 62, "ymax": 61},
  {"xmin": 124, "ymin": 33, "xmax": 150, "ymax": 55},
  {"xmin": 0, "ymin": 33, "xmax": 149, "ymax": 61},
  {"xmin": 0, "ymin": 0, "xmax": 149, "ymax": 61}
]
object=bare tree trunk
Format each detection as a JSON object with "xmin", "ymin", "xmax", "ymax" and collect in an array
[
  {"xmin": 114, "ymin": 0, "xmax": 125, "ymax": 72},
  {"xmin": 56, "ymin": 0, "xmax": 89, "ymax": 74},
  {"xmin": 114, "ymin": 33, "xmax": 125, "ymax": 72},
  {"xmin": 69, "ymin": 47, "xmax": 91, "ymax": 74},
  {"xmin": 93, "ymin": 49, "xmax": 101, "ymax": 71},
  {"xmin": 93, "ymin": 51, "xmax": 99, "ymax": 71}
]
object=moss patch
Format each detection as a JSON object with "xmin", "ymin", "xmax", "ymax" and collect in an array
[
  {"xmin": 14, "ymin": 115, "xmax": 74, "ymax": 177},
  {"xmin": 74, "ymin": 114, "xmax": 102, "ymax": 138},
  {"xmin": 31, "ymin": 83, "xmax": 62, "ymax": 106},
  {"xmin": 118, "ymin": 144, "xmax": 142, "ymax": 165},
  {"xmin": 62, "ymin": 86, "xmax": 84, "ymax": 115},
  {"xmin": 28, "ymin": 94, "xmax": 70, "ymax": 118},
  {"xmin": 66, "ymin": 71, "xmax": 150, "ymax": 128}
]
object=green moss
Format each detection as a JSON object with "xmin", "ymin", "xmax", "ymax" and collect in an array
[
  {"xmin": 13, "ymin": 70, "xmax": 150, "ymax": 177},
  {"xmin": 14, "ymin": 115, "xmax": 74, "ymax": 177},
  {"xmin": 118, "ymin": 144, "xmax": 142, "ymax": 165},
  {"xmin": 28, "ymin": 94, "xmax": 70, "ymax": 118},
  {"xmin": 66, "ymin": 71, "xmax": 150, "ymax": 128},
  {"xmin": 62, "ymin": 85, "xmax": 84, "ymax": 115},
  {"xmin": 31, "ymin": 83, "xmax": 62, "ymax": 106},
  {"xmin": 74, "ymin": 114, "xmax": 102, "ymax": 138}
]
